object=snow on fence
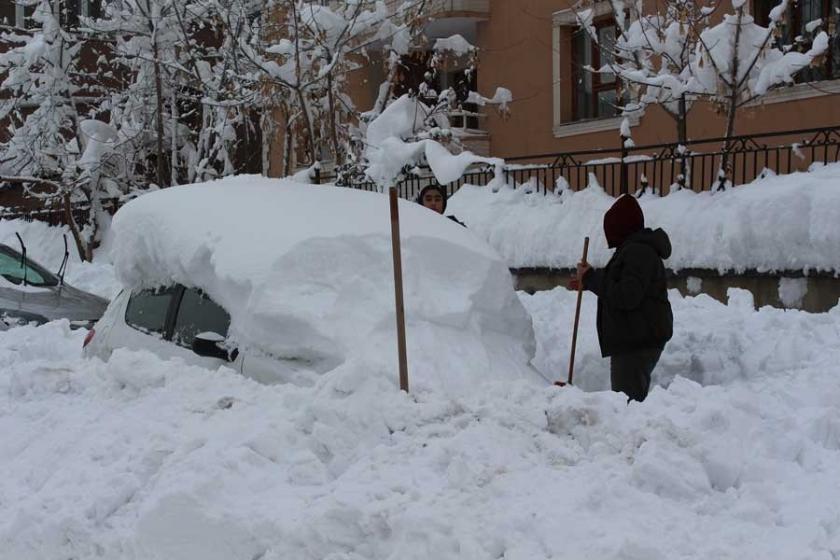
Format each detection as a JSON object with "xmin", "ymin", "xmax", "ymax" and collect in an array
[
  {"xmin": 336, "ymin": 124, "xmax": 840, "ymax": 198},
  {"xmin": 3, "ymin": 126, "xmax": 839, "ymax": 226}
]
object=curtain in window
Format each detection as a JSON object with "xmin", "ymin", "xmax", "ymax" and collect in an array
[
  {"xmin": 0, "ymin": 2, "xmax": 16, "ymax": 26},
  {"xmin": 573, "ymin": 30, "xmax": 594, "ymax": 121}
]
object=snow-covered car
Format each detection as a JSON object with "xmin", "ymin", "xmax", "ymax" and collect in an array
[
  {"xmin": 0, "ymin": 242, "xmax": 107, "ymax": 331},
  {"xmin": 84, "ymin": 177, "xmax": 546, "ymax": 392}
]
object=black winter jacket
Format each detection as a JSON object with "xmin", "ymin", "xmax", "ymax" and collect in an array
[{"xmin": 583, "ymin": 228, "xmax": 673, "ymax": 357}]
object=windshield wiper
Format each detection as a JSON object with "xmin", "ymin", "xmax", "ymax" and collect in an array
[
  {"xmin": 57, "ymin": 234, "xmax": 69, "ymax": 287},
  {"xmin": 14, "ymin": 232, "xmax": 27, "ymax": 287}
]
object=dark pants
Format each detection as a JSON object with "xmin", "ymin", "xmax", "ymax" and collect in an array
[{"xmin": 610, "ymin": 348, "xmax": 662, "ymax": 402}]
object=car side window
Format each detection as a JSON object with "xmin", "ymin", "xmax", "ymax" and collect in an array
[
  {"xmin": 125, "ymin": 288, "xmax": 176, "ymax": 336},
  {"xmin": 171, "ymin": 288, "xmax": 231, "ymax": 349}
]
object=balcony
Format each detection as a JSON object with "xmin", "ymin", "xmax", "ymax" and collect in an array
[{"xmin": 426, "ymin": 0, "xmax": 490, "ymax": 19}]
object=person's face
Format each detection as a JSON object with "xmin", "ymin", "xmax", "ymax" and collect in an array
[{"xmin": 422, "ymin": 190, "xmax": 445, "ymax": 214}]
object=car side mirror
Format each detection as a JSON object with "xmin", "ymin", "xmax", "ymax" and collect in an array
[{"xmin": 192, "ymin": 332, "xmax": 238, "ymax": 362}]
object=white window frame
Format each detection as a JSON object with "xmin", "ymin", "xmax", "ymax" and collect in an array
[{"xmin": 551, "ymin": 4, "xmax": 639, "ymax": 138}]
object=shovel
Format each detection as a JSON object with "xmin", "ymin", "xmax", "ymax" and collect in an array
[{"xmin": 555, "ymin": 236, "xmax": 589, "ymax": 387}]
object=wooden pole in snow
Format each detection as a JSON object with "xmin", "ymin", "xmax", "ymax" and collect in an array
[
  {"xmin": 389, "ymin": 187, "xmax": 409, "ymax": 392},
  {"xmin": 567, "ymin": 236, "xmax": 590, "ymax": 386}
]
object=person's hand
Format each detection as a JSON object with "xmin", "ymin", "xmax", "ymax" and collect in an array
[
  {"xmin": 576, "ymin": 261, "xmax": 591, "ymax": 284},
  {"xmin": 568, "ymin": 276, "xmax": 580, "ymax": 290}
]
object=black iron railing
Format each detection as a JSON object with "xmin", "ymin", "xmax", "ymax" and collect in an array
[
  {"xmin": 337, "ymin": 124, "xmax": 840, "ymax": 198},
  {"xmin": 3, "ymin": 125, "xmax": 839, "ymax": 226},
  {"xmin": 0, "ymin": 198, "xmax": 121, "ymax": 226}
]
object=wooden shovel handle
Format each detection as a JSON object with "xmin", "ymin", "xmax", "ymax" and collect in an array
[{"xmin": 567, "ymin": 237, "xmax": 590, "ymax": 385}]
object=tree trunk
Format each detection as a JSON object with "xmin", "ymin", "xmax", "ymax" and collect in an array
[
  {"xmin": 718, "ymin": 6, "xmax": 744, "ymax": 191},
  {"xmin": 152, "ymin": 39, "xmax": 168, "ymax": 187},
  {"xmin": 283, "ymin": 110, "xmax": 294, "ymax": 176},
  {"xmin": 170, "ymin": 88, "xmax": 179, "ymax": 185},
  {"xmin": 63, "ymin": 193, "xmax": 91, "ymax": 262},
  {"xmin": 678, "ymin": 93, "xmax": 688, "ymax": 189},
  {"xmin": 328, "ymin": 73, "xmax": 342, "ymax": 166},
  {"xmin": 260, "ymin": 109, "xmax": 271, "ymax": 176},
  {"xmin": 290, "ymin": 1, "xmax": 317, "ymax": 166}
]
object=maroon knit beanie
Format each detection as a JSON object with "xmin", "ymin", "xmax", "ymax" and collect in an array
[{"xmin": 604, "ymin": 194, "xmax": 644, "ymax": 248}]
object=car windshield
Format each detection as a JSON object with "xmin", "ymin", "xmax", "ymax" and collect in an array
[{"xmin": 0, "ymin": 245, "xmax": 59, "ymax": 287}]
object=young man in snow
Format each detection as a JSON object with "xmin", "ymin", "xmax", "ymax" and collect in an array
[
  {"xmin": 415, "ymin": 184, "xmax": 466, "ymax": 227},
  {"xmin": 570, "ymin": 194, "xmax": 673, "ymax": 402}
]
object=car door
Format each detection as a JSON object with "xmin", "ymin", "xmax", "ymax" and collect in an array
[
  {"xmin": 0, "ymin": 245, "xmax": 50, "ymax": 326},
  {"xmin": 105, "ymin": 286, "xmax": 243, "ymax": 372},
  {"xmin": 168, "ymin": 287, "xmax": 243, "ymax": 372},
  {"xmin": 105, "ymin": 286, "xmax": 188, "ymax": 361}
]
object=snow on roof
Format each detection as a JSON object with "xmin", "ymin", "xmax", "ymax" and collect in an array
[{"xmin": 111, "ymin": 176, "xmax": 543, "ymax": 392}]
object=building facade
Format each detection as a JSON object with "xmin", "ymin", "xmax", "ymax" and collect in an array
[{"xmin": 467, "ymin": 0, "xmax": 840, "ymax": 160}]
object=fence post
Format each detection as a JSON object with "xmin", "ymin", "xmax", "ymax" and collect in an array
[
  {"xmin": 678, "ymin": 145, "xmax": 687, "ymax": 190},
  {"xmin": 620, "ymin": 131, "xmax": 629, "ymax": 196}
]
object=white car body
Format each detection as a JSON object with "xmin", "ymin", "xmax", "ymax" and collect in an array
[{"xmin": 85, "ymin": 287, "xmax": 312, "ymax": 385}]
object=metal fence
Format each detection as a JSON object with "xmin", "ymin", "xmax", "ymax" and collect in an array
[
  {"xmin": 337, "ymin": 124, "xmax": 840, "ymax": 198},
  {"xmin": 3, "ymin": 125, "xmax": 839, "ymax": 226},
  {"xmin": 0, "ymin": 198, "xmax": 121, "ymax": 226}
]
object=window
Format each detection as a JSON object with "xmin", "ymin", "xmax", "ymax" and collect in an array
[
  {"xmin": 0, "ymin": 246, "xmax": 58, "ymax": 287},
  {"xmin": 394, "ymin": 51, "xmax": 482, "ymax": 130},
  {"xmin": 171, "ymin": 288, "xmax": 231, "ymax": 349},
  {"xmin": 0, "ymin": 1, "xmax": 36, "ymax": 29},
  {"xmin": 125, "ymin": 288, "xmax": 177, "ymax": 336},
  {"xmin": 0, "ymin": 2, "xmax": 15, "ymax": 26},
  {"xmin": 0, "ymin": 1, "xmax": 102, "ymax": 29},
  {"xmin": 58, "ymin": 0, "xmax": 103, "ymax": 27},
  {"xmin": 439, "ymin": 67, "xmax": 480, "ymax": 130},
  {"xmin": 572, "ymin": 21, "xmax": 621, "ymax": 121},
  {"xmin": 754, "ymin": 0, "xmax": 840, "ymax": 82}
]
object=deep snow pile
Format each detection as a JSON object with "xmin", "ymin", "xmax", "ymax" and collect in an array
[
  {"xmin": 447, "ymin": 163, "xmax": 840, "ymax": 273},
  {"xmin": 521, "ymin": 286, "xmax": 840, "ymax": 391},
  {"xmin": 110, "ymin": 176, "xmax": 543, "ymax": 393},
  {"xmin": 0, "ymin": 218, "xmax": 119, "ymax": 299},
  {"xmin": 2, "ymin": 293, "xmax": 840, "ymax": 559}
]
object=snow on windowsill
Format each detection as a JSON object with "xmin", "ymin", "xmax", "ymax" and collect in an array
[
  {"xmin": 553, "ymin": 113, "xmax": 640, "ymax": 139},
  {"xmin": 744, "ymin": 77, "xmax": 840, "ymax": 107}
]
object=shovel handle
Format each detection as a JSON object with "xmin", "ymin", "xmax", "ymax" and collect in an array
[{"xmin": 567, "ymin": 237, "xmax": 590, "ymax": 385}]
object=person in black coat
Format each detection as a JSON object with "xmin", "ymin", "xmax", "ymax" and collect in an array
[
  {"xmin": 570, "ymin": 194, "xmax": 673, "ymax": 402},
  {"xmin": 415, "ymin": 184, "xmax": 466, "ymax": 227}
]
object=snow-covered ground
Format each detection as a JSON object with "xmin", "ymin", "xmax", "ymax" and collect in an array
[
  {"xmin": 1, "ymin": 289, "xmax": 839, "ymax": 559},
  {"xmin": 447, "ymin": 162, "xmax": 840, "ymax": 273},
  {"xmin": 2, "ymin": 169, "xmax": 840, "ymax": 559}
]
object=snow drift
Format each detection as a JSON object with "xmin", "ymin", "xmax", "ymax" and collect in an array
[{"xmin": 448, "ymin": 163, "xmax": 840, "ymax": 273}]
